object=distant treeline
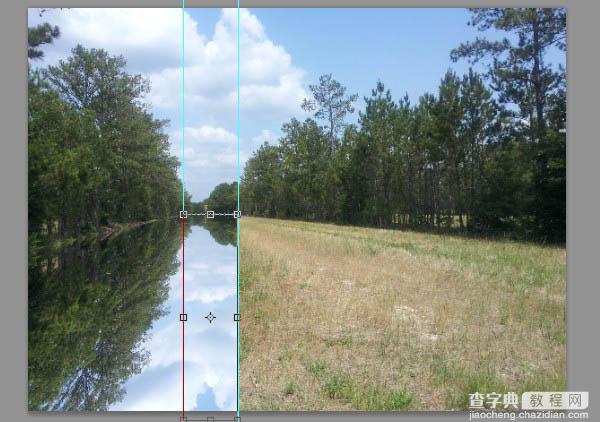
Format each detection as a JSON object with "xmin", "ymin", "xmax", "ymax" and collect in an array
[
  {"xmin": 28, "ymin": 27, "xmax": 183, "ymax": 239},
  {"xmin": 241, "ymin": 9, "xmax": 566, "ymax": 242},
  {"xmin": 189, "ymin": 182, "xmax": 238, "ymax": 215}
]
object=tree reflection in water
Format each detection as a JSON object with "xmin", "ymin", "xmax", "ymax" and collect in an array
[{"xmin": 28, "ymin": 218, "xmax": 236, "ymax": 411}]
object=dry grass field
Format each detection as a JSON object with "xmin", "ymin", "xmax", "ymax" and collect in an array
[{"xmin": 239, "ymin": 217, "xmax": 566, "ymax": 411}]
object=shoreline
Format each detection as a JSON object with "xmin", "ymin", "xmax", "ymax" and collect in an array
[{"xmin": 98, "ymin": 220, "xmax": 158, "ymax": 241}]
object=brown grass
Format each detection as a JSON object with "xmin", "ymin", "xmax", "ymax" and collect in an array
[{"xmin": 240, "ymin": 217, "xmax": 566, "ymax": 411}]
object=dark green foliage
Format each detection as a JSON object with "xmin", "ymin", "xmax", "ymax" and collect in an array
[
  {"xmin": 451, "ymin": 8, "xmax": 566, "ymax": 240},
  {"xmin": 301, "ymin": 73, "xmax": 359, "ymax": 153},
  {"xmin": 28, "ymin": 220, "xmax": 181, "ymax": 410},
  {"xmin": 27, "ymin": 40, "xmax": 188, "ymax": 410},
  {"xmin": 195, "ymin": 182, "xmax": 238, "ymax": 214},
  {"xmin": 242, "ymin": 9, "xmax": 565, "ymax": 242},
  {"xmin": 29, "ymin": 44, "xmax": 183, "ymax": 240},
  {"xmin": 28, "ymin": 23, "xmax": 60, "ymax": 60},
  {"xmin": 198, "ymin": 220, "xmax": 237, "ymax": 247},
  {"xmin": 241, "ymin": 143, "xmax": 284, "ymax": 218}
]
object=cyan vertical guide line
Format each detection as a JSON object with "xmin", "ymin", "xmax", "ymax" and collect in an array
[
  {"xmin": 179, "ymin": 3, "xmax": 241, "ymax": 416},
  {"xmin": 181, "ymin": 0, "xmax": 186, "ymax": 418},
  {"xmin": 181, "ymin": 0, "xmax": 186, "ymax": 212},
  {"xmin": 236, "ymin": 0, "xmax": 241, "ymax": 418}
]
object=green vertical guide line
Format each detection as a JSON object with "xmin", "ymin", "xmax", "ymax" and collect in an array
[{"xmin": 181, "ymin": 0, "xmax": 185, "ymax": 212}]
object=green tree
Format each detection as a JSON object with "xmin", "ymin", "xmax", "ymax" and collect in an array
[
  {"xmin": 358, "ymin": 81, "xmax": 399, "ymax": 227},
  {"xmin": 430, "ymin": 71, "xmax": 465, "ymax": 228},
  {"xmin": 409, "ymin": 93, "xmax": 438, "ymax": 226},
  {"xmin": 28, "ymin": 23, "xmax": 60, "ymax": 60},
  {"xmin": 279, "ymin": 118, "xmax": 331, "ymax": 219},
  {"xmin": 28, "ymin": 80, "xmax": 99, "ymax": 237},
  {"xmin": 240, "ymin": 8, "xmax": 565, "ymax": 242},
  {"xmin": 29, "ymin": 220, "xmax": 181, "ymax": 410},
  {"xmin": 201, "ymin": 182, "xmax": 238, "ymax": 213},
  {"xmin": 451, "ymin": 8, "xmax": 566, "ymax": 239},
  {"xmin": 301, "ymin": 74, "xmax": 358, "ymax": 153},
  {"xmin": 31, "ymin": 45, "xmax": 181, "ymax": 231},
  {"xmin": 337, "ymin": 126, "xmax": 370, "ymax": 225},
  {"xmin": 459, "ymin": 69, "xmax": 499, "ymax": 230},
  {"xmin": 242, "ymin": 143, "xmax": 284, "ymax": 218}
]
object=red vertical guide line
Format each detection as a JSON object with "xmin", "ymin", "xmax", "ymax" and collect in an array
[{"xmin": 181, "ymin": 218, "xmax": 185, "ymax": 419}]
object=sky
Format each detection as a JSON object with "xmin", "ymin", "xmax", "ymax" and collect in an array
[
  {"xmin": 28, "ymin": 8, "xmax": 566, "ymax": 201},
  {"xmin": 111, "ymin": 225, "xmax": 237, "ymax": 411}
]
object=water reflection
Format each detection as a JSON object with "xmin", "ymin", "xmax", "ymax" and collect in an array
[{"xmin": 28, "ymin": 219, "xmax": 237, "ymax": 412}]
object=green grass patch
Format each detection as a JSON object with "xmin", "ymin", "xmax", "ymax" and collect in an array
[
  {"xmin": 325, "ymin": 333, "xmax": 353, "ymax": 348},
  {"xmin": 240, "ymin": 335, "xmax": 252, "ymax": 361},
  {"xmin": 308, "ymin": 360, "xmax": 327, "ymax": 379},
  {"xmin": 279, "ymin": 220, "xmax": 564, "ymax": 288},
  {"xmin": 283, "ymin": 382, "xmax": 300, "ymax": 396},
  {"xmin": 278, "ymin": 349, "xmax": 293, "ymax": 365},
  {"xmin": 307, "ymin": 360, "xmax": 414, "ymax": 410},
  {"xmin": 398, "ymin": 241, "xmax": 418, "ymax": 254},
  {"xmin": 448, "ymin": 370, "xmax": 566, "ymax": 410}
]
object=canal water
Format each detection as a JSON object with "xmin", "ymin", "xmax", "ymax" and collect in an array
[{"xmin": 28, "ymin": 218, "xmax": 237, "ymax": 411}]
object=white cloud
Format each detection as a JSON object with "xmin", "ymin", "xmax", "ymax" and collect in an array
[
  {"xmin": 29, "ymin": 7, "xmax": 304, "ymax": 198},
  {"xmin": 146, "ymin": 8, "xmax": 306, "ymax": 125},
  {"xmin": 28, "ymin": 8, "xmax": 205, "ymax": 72},
  {"xmin": 29, "ymin": 7, "xmax": 307, "ymax": 128},
  {"xmin": 112, "ymin": 315, "xmax": 237, "ymax": 411},
  {"xmin": 112, "ymin": 229, "xmax": 238, "ymax": 411},
  {"xmin": 168, "ymin": 254, "xmax": 236, "ymax": 304},
  {"xmin": 170, "ymin": 125, "xmax": 247, "ymax": 171}
]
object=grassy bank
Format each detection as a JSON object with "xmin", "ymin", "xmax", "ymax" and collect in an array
[{"xmin": 239, "ymin": 217, "xmax": 566, "ymax": 410}]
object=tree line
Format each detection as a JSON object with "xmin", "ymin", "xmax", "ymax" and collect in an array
[
  {"xmin": 241, "ymin": 8, "xmax": 566, "ymax": 241},
  {"xmin": 28, "ymin": 24, "xmax": 183, "ymax": 241},
  {"xmin": 28, "ymin": 220, "xmax": 182, "ymax": 410},
  {"xmin": 189, "ymin": 182, "xmax": 238, "ymax": 214}
]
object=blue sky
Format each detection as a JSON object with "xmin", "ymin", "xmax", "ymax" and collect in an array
[
  {"xmin": 249, "ymin": 8, "xmax": 477, "ymax": 105},
  {"xmin": 110, "ymin": 225, "xmax": 237, "ymax": 411},
  {"xmin": 29, "ymin": 8, "xmax": 566, "ymax": 200}
]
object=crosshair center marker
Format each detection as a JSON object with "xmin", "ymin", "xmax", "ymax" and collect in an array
[{"xmin": 205, "ymin": 312, "xmax": 216, "ymax": 324}]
